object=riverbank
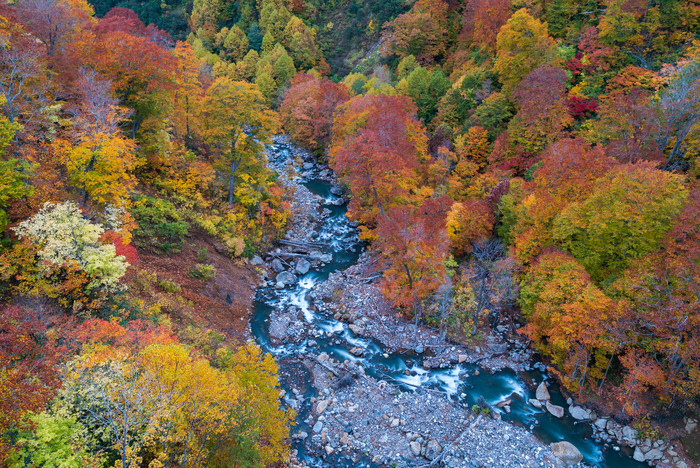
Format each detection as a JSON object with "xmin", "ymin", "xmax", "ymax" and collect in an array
[{"xmin": 250, "ymin": 136, "xmax": 695, "ymax": 468}]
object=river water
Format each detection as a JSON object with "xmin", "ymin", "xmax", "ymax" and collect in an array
[{"xmin": 250, "ymin": 142, "xmax": 645, "ymax": 467}]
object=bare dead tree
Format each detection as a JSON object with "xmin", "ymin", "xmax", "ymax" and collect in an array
[
  {"xmin": 657, "ymin": 60, "xmax": 700, "ymax": 171},
  {"xmin": 0, "ymin": 38, "xmax": 50, "ymax": 127},
  {"xmin": 467, "ymin": 239, "xmax": 518, "ymax": 336}
]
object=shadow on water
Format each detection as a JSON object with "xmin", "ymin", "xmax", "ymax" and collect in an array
[{"xmin": 249, "ymin": 142, "xmax": 645, "ymax": 467}]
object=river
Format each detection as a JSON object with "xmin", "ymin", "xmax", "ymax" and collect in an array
[{"xmin": 250, "ymin": 140, "xmax": 646, "ymax": 468}]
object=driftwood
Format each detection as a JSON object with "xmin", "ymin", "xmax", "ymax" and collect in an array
[
  {"xmin": 311, "ymin": 356, "xmax": 340, "ymax": 377},
  {"xmin": 279, "ymin": 239, "xmax": 326, "ymax": 249},
  {"xmin": 417, "ymin": 415, "xmax": 483, "ymax": 468}
]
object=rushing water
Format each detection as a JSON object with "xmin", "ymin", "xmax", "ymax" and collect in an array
[{"xmin": 250, "ymin": 142, "xmax": 645, "ymax": 468}]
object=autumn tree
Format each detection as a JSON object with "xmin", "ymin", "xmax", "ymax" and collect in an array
[
  {"xmin": 506, "ymin": 66, "xmax": 573, "ymax": 156},
  {"xmin": 519, "ymin": 249, "xmax": 622, "ymax": 393},
  {"xmin": 375, "ymin": 197, "xmax": 451, "ymax": 324},
  {"xmin": 446, "ymin": 198, "xmax": 494, "ymax": 256},
  {"xmin": 381, "ymin": 0, "xmax": 452, "ymax": 64},
  {"xmin": 280, "ymin": 72, "xmax": 350, "ymax": 155},
  {"xmin": 460, "ymin": 0, "xmax": 511, "ymax": 50},
  {"xmin": 495, "ymin": 9, "xmax": 559, "ymax": 96},
  {"xmin": 553, "ymin": 163, "xmax": 688, "ymax": 281},
  {"xmin": 0, "ymin": 305, "xmax": 67, "ymax": 463},
  {"xmin": 199, "ymin": 77, "xmax": 278, "ymax": 205},
  {"xmin": 14, "ymin": 0, "xmax": 94, "ymax": 57},
  {"xmin": 329, "ymin": 94, "xmax": 430, "ymax": 234}
]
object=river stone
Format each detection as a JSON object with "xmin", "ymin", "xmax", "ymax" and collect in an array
[
  {"xmin": 303, "ymin": 162, "xmax": 314, "ymax": 170},
  {"xmin": 324, "ymin": 445, "xmax": 334, "ymax": 455},
  {"xmin": 313, "ymin": 421, "xmax": 323, "ymax": 433},
  {"xmin": 546, "ymin": 401, "xmax": 565, "ymax": 418},
  {"xmin": 276, "ymin": 271, "xmax": 297, "ymax": 287},
  {"xmin": 633, "ymin": 447, "xmax": 645, "ymax": 462},
  {"xmin": 536, "ymin": 382, "xmax": 551, "ymax": 401},
  {"xmin": 569, "ymin": 405, "xmax": 591, "ymax": 420},
  {"xmin": 458, "ymin": 354, "xmax": 467, "ymax": 363},
  {"xmin": 409, "ymin": 441, "xmax": 421, "ymax": 456},
  {"xmin": 316, "ymin": 400, "xmax": 329, "ymax": 414},
  {"xmin": 295, "ymin": 258, "xmax": 311, "ymax": 275},
  {"xmin": 686, "ymin": 418, "xmax": 698, "ymax": 433},
  {"xmin": 320, "ymin": 253, "xmax": 333, "ymax": 263},
  {"xmin": 529, "ymin": 399, "xmax": 543, "ymax": 409},
  {"xmin": 270, "ymin": 258, "xmax": 284, "ymax": 273},
  {"xmin": 594, "ymin": 418, "xmax": 608, "ymax": 430},
  {"xmin": 349, "ymin": 323, "xmax": 363, "ymax": 334},
  {"xmin": 550, "ymin": 441, "xmax": 583, "ymax": 466},
  {"xmin": 415, "ymin": 344, "xmax": 424, "ymax": 354}
]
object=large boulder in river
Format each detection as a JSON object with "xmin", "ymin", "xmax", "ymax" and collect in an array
[
  {"xmin": 536, "ymin": 382, "xmax": 551, "ymax": 401},
  {"xmin": 546, "ymin": 401, "xmax": 565, "ymax": 418},
  {"xmin": 550, "ymin": 441, "xmax": 583, "ymax": 466},
  {"xmin": 295, "ymin": 258, "xmax": 311, "ymax": 275},
  {"xmin": 276, "ymin": 271, "xmax": 298, "ymax": 287},
  {"xmin": 569, "ymin": 405, "xmax": 591, "ymax": 420}
]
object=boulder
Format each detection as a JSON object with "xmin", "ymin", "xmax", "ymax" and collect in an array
[
  {"xmin": 313, "ymin": 421, "xmax": 323, "ymax": 433},
  {"xmin": 270, "ymin": 258, "xmax": 284, "ymax": 273},
  {"xmin": 621, "ymin": 425, "xmax": 638, "ymax": 441},
  {"xmin": 458, "ymin": 354, "xmax": 468, "ymax": 363},
  {"xmin": 685, "ymin": 418, "xmax": 698, "ymax": 433},
  {"xmin": 295, "ymin": 258, "xmax": 311, "ymax": 275},
  {"xmin": 275, "ymin": 271, "xmax": 297, "ymax": 287},
  {"xmin": 546, "ymin": 401, "xmax": 565, "ymax": 418},
  {"xmin": 633, "ymin": 447, "xmax": 645, "ymax": 462},
  {"xmin": 251, "ymin": 255, "xmax": 264, "ymax": 265},
  {"xmin": 529, "ymin": 399, "xmax": 543, "ymax": 410},
  {"xmin": 536, "ymin": 382, "xmax": 551, "ymax": 401},
  {"xmin": 594, "ymin": 418, "xmax": 608, "ymax": 430},
  {"xmin": 350, "ymin": 347, "xmax": 364, "ymax": 357},
  {"xmin": 550, "ymin": 441, "xmax": 583, "ymax": 466},
  {"xmin": 303, "ymin": 162, "xmax": 314, "ymax": 170},
  {"xmin": 425, "ymin": 439, "xmax": 442, "ymax": 460},
  {"xmin": 320, "ymin": 253, "xmax": 333, "ymax": 263},
  {"xmin": 324, "ymin": 445, "xmax": 334, "ymax": 455},
  {"xmin": 348, "ymin": 323, "xmax": 363, "ymax": 335},
  {"xmin": 569, "ymin": 405, "xmax": 591, "ymax": 420},
  {"xmin": 645, "ymin": 448, "xmax": 663, "ymax": 461}
]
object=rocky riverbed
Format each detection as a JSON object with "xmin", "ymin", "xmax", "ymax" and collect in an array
[{"xmin": 249, "ymin": 136, "xmax": 695, "ymax": 468}]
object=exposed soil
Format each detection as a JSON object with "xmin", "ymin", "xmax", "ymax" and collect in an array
[{"xmin": 134, "ymin": 229, "xmax": 260, "ymax": 342}]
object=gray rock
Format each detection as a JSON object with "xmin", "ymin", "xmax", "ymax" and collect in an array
[
  {"xmin": 686, "ymin": 418, "xmax": 698, "ymax": 433},
  {"xmin": 409, "ymin": 441, "xmax": 421, "ymax": 456},
  {"xmin": 350, "ymin": 347, "xmax": 364, "ymax": 357},
  {"xmin": 313, "ymin": 421, "xmax": 323, "ymax": 433},
  {"xmin": 270, "ymin": 258, "xmax": 284, "ymax": 273},
  {"xmin": 316, "ymin": 400, "xmax": 329, "ymax": 414},
  {"xmin": 348, "ymin": 323, "xmax": 363, "ymax": 335},
  {"xmin": 251, "ymin": 255, "xmax": 264, "ymax": 265},
  {"xmin": 295, "ymin": 258, "xmax": 311, "ymax": 275},
  {"xmin": 275, "ymin": 271, "xmax": 298, "ymax": 287},
  {"xmin": 645, "ymin": 448, "xmax": 663, "ymax": 461},
  {"xmin": 324, "ymin": 445, "xmax": 334, "ymax": 455},
  {"xmin": 415, "ymin": 344, "xmax": 424, "ymax": 354},
  {"xmin": 536, "ymin": 382, "xmax": 551, "ymax": 401},
  {"xmin": 622, "ymin": 425, "xmax": 638, "ymax": 441},
  {"xmin": 550, "ymin": 441, "xmax": 583, "ymax": 466},
  {"xmin": 546, "ymin": 401, "xmax": 565, "ymax": 418},
  {"xmin": 458, "ymin": 354, "xmax": 468, "ymax": 363},
  {"xmin": 303, "ymin": 162, "xmax": 314, "ymax": 170},
  {"xmin": 425, "ymin": 439, "xmax": 442, "ymax": 460},
  {"xmin": 529, "ymin": 399, "xmax": 543, "ymax": 410},
  {"xmin": 633, "ymin": 447, "xmax": 645, "ymax": 462},
  {"xmin": 594, "ymin": 418, "xmax": 608, "ymax": 430},
  {"xmin": 320, "ymin": 253, "xmax": 333, "ymax": 263},
  {"xmin": 569, "ymin": 405, "xmax": 591, "ymax": 420}
]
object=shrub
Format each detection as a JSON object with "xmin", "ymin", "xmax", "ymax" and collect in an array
[
  {"xmin": 188, "ymin": 263, "xmax": 217, "ymax": 280},
  {"xmin": 131, "ymin": 197, "xmax": 189, "ymax": 254}
]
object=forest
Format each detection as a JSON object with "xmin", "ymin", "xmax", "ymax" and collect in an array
[{"xmin": 0, "ymin": 0, "xmax": 699, "ymax": 466}]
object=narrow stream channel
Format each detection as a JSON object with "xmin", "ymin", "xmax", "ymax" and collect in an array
[{"xmin": 250, "ymin": 141, "xmax": 646, "ymax": 468}]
